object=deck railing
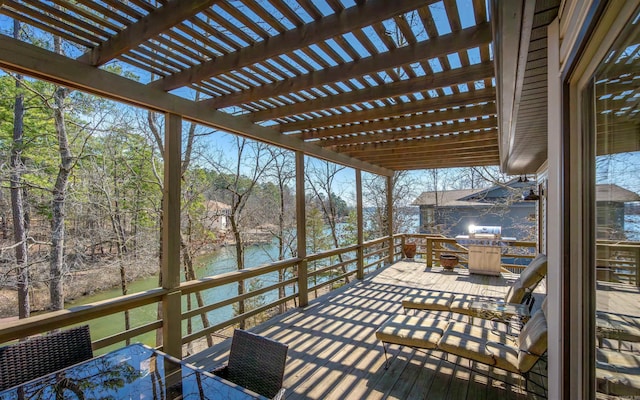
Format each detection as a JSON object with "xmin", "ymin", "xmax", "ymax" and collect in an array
[
  {"xmin": 2, "ymin": 235, "xmax": 637, "ymax": 355},
  {"xmin": 400, "ymin": 234, "xmax": 537, "ymax": 273},
  {"xmin": 596, "ymin": 241, "xmax": 640, "ymax": 286},
  {"xmin": 0, "ymin": 236, "xmax": 396, "ymax": 353}
]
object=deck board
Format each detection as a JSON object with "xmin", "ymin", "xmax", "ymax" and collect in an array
[{"xmin": 187, "ymin": 261, "xmax": 549, "ymax": 400}]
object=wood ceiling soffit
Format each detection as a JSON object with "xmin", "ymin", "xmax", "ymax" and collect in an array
[
  {"xmin": 249, "ymin": 61, "xmax": 494, "ymax": 122},
  {"xmin": 75, "ymin": 0, "xmax": 220, "ymax": 66},
  {"xmin": 202, "ymin": 22, "xmax": 492, "ymax": 109},
  {"xmin": 338, "ymin": 130, "xmax": 498, "ymax": 154},
  {"xmin": 0, "ymin": 36, "xmax": 392, "ymax": 177},
  {"xmin": 317, "ymin": 118, "xmax": 497, "ymax": 147},
  {"xmin": 150, "ymin": 0, "xmax": 433, "ymax": 91},
  {"xmin": 297, "ymin": 103, "xmax": 497, "ymax": 140},
  {"xmin": 493, "ymin": 0, "xmax": 535, "ymax": 172},
  {"xmin": 280, "ymin": 88, "xmax": 496, "ymax": 132}
]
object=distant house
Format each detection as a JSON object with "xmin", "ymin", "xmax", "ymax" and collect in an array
[
  {"xmin": 413, "ymin": 181, "xmax": 640, "ymax": 240},
  {"xmin": 204, "ymin": 200, "xmax": 231, "ymax": 233},
  {"xmin": 596, "ymin": 184, "xmax": 640, "ymax": 239},
  {"xmin": 412, "ymin": 179, "xmax": 537, "ymax": 240}
]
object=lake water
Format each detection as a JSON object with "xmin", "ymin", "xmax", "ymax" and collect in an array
[
  {"xmin": 67, "ymin": 244, "xmax": 287, "ymax": 353},
  {"xmin": 626, "ymin": 214, "xmax": 640, "ymax": 241}
]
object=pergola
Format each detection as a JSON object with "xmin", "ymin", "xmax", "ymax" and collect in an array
[
  {"xmin": 0, "ymin": 0, "xmax": 563, "ymax": 358},
  {"xmin": 0, "ymin": 0, "xmax": 559, "ymax": 175}
]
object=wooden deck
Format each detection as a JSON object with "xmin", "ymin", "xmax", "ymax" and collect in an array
[{"xmin": 186, "ymin": 260, "xmax": 548, "ymax": 400}]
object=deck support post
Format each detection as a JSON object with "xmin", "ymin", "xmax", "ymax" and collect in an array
[
  {"xmin": 161, "ymin": 113, "xmax": 182, "ymax": 358},
  {"xmin": 387, "ymin": 175, "xmax": 394, "ymax": 265},
  {"xmin": 356, "ymin": 169, "xmax": 364, "ymax": 279},
  {"xmin": 296, "ymin": 151, "xmax": 308, "ymax": 307},
  {"xmin": 426, "ymin": 237, "xmax": 433, "ymax": 268}
]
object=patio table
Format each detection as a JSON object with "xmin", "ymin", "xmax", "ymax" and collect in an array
[{"xmin": 0, "ymin": 343, "xmax": 266, "ymax": 400}]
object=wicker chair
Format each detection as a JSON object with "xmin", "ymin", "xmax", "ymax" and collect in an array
[
  {"xmin": 0, "ymin": 325, "xmax": 93, "ymax": 391},
  {"xmin": 212, "ymin": 329, "xmax": 288, "ymax": 400}
]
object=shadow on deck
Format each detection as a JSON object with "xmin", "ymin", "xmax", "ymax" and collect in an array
[{"xmin": 186, "ymin": 260, "xmax": 547, "ymax": 400}]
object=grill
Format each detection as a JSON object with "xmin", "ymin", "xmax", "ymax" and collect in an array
[{"xmin": 468, "ymin": 225, "xmax": 502, "ymax": 239}]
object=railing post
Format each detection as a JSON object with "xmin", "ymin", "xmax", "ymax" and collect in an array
[
  {"xmin": 386, "ymin": 175, "xmax": 394, "ymax": 264},
  {"xmin": 356, "ymin": 170, "xmax": 364, "ymax": 279},
  {"xmin": 426, "ymin": 237, "xmax": 433, "ymax": 268},
  {"xmin": 296, "ymin": 152, "xmax": 308, "ymax": 307},
  {"xmin": 161, "ymin": 113, "xmax": 182, "ymax": 358}
]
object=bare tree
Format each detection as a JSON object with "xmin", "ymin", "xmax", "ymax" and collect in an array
[
  {"xmin": 47, "ymin": 35, "xmax": 75, "ymax": 311},
  {"xmin": 208, "ymin": 137, "xmax": 274, "ymax": 329},
  {"xmin": 264, "ymin": 148, "xmax": 296, "ymax": 312},
  {"xmin": 363, "ymin": 171, "xmax": 416, "ymax": 239},
  {"xmin": 305, "ymin": 161, "xmax": 350, "ymax": 282},
  {"xmin": 10, "ymin": 19, "xmax": 30, "ymax": 318}
]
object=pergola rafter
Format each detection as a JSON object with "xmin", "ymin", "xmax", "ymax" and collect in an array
[
  {"xmin": 76, "ymin": 1, "xmax": 222, "ymax": 66},
  {"xmin": 202, "ymin": 22, "xmax": 492, "ymax": 109},
  {"xmin": 0, "ymin": 0, "xmax": 515, "ymax": 173},
  {"xmin": 316, "ymin": 118, "xmax": 498, "ymax": 147},
  {"xmin": 295, "ymin": 103, "xmax": 497, "ymax": 140}
]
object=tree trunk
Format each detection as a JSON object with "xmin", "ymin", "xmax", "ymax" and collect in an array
[
  {"xmin": 181, "ymin": 214, "xmax": 213, "ymax": 348},
  {"xmin": 277, "ymin": 179, "xmax": 286, "ymax": 313},
  {"xmin": 11, "ymin": 19, "xmax": 30, "ymax": 319},
  {"xmin": 49, "ymin": 36, "xmax": 72, "ymax": 311},
  {"xmin": 229, "ymin": 213, "xmax": 245, "ymax": 329}
]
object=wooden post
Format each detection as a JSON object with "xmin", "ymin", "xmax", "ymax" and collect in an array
[
  {"xmin": 387, "ymin": 175, "xmax": 394, "ymax": 264},
  {"xmin": 426, "ymin": 237, "xmax": 433, "ymax": 268},
  {"xmin": 296, "ymin": 151, "xmax": 308, "ymax": 307},
  {"xmin": 162, "ymin": 113, "xmax": 182, "ymax": 358},
  {"xmin": 636, "ymin": 247, "xmax": 640, "ymax": 287},
  {"xmin": 356, "ymin": 170, "xmax": 364, "ymax": 279}
]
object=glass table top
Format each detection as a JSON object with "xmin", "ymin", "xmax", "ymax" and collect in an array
[{"xmin": 0, "ymin": 343, "xmax": 265, "ymax": 400}]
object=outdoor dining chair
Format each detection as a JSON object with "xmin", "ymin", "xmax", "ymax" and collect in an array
[
  {"xmin": 0, "ymin": 325, "xmax": 93, "ymax": 391},
  {"xmin": 212, "ymin": 329, "xmax": 288, "ymax": 400}
]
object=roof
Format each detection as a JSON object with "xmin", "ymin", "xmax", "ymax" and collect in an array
[
  {"xmin": 596, "ymin": 184, "xmax": 640, "ymax": 202},
  {"xmin": 412, "ymin": 189, "xmax": 486, "ymax": 207},
  {"xmin": 413, "ymin": 183, "xmax": 640, "ymax": 207},
  {"xmin": 0, "ymin": 1, "xmax": 507, "ymax": 174},
  {"xmin": 205, "ymin": 200, "xmax": 231, "ymax": 212}
]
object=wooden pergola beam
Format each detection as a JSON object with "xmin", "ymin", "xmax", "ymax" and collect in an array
[
  {"xmin": 337, "ymin": 130, "xmax": 498, "ymax": 154},
  {"xmin": 296, "ymin": 103, "xmax": 497, "ymax": 140},
  {"xmin": 380, "ymin": 152, "xmax": 500, "ymax": 165},
  {"xmin": 340, "ymin": 140, "xmax": 498, "ymax": 159},
  {"xmin": 251, "ymin": 61, "xmax": 494, "ymax": 121},
  {"xmin": 0, "ymin": 36, "xmax": 392, "ymax": 177},
  {"xmin": 151, "ymin": 0, "xmax": 433, "ymax": 91},
  {"xmin": 203, "ymin": 22, "xmax": 492, "ymax": 109},
  {"xmin": 378, "ymin": 155, "xmax": 499, "ymax": 170},
  {"xmin": 353, "ymin": 147, "xmax": 499, "ymax": 163},
  {"xmin": 280, "ymin": 88, "xmax": 496, "ymax": 132},
  {"xmin": 315, "ymin": 117, "xmax": 497, "ymax": 147},
  {"xmin": 77, "ymin": 0, "xmax": 221, "ymax": 66}
]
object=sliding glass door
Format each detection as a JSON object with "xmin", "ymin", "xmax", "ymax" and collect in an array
[{"xmin": 582, "ymin": 6, "xmax": 640, "ymax": 398}]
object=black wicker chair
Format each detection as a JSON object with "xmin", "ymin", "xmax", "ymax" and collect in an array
[
  {"xmin": 0, "ymin": 325, "xmax": 93, "ymax": 391},
  {"xmin": 213, "ymin": 329, "xmax": 288, "ymax": 400}
]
